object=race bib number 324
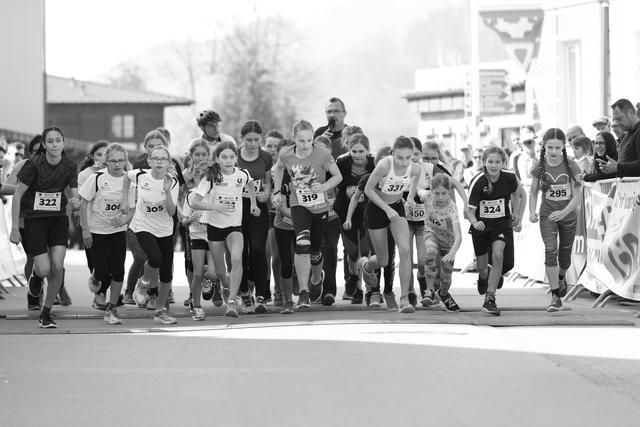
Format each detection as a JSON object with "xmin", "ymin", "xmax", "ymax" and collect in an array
[{"xmin": 479, "ymin": 199, "xmax": 505, "ymax": 219}]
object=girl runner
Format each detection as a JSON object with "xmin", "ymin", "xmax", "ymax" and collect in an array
[
  {"xmin": 9, "ymin": 127, "xmax": 80, "ymax": 328},
  {"xmin": 529, "ymin": 128, "xmax": 582, "ymax": 312},
  {"xmin": 466, "ymin": 146, "xmax": 526, "ymax": 316},
  {"xmin": 418, "ymin": 174, "xmax": 463, "ymax": 312},
  {"xmin": 190, "ymin": 141, "xmax": 259, "ymax": 317},
  {"xmin": 122, "ymin": 145, "xmax": 179, "ymax": 324},
  {"xmin": 79, "ymin": 143, "xmax": 132, "ymax": 324},
  {"xmin": 360, "ymin": 136, "xmax": 421, "ymax": 313},
  {"xmin": 237, "ymin": 121, "xmax": 272, "ymax": 314},
  {"xmin": 272, "ymin": 120, "xmax": 342, "ymax": 310}
]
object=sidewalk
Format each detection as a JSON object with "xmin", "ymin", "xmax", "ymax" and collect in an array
[{"xmin": 1, "ymin": 249, "xmax": 639, "ymax": 334}]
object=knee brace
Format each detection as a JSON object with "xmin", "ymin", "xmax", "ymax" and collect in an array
[
  {"xmin": 295, "ymin": 230, "xmax": 311, "ymax": 255},
  {"xmin": 310, "ymin": 251, "xmax": 323, "ymax": 266},
  {"xmin": 544, "ymin": 249, "xmax": 558, "ymax": 267}
]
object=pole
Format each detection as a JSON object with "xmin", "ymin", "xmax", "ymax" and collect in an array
[
  {"xmin": 470, "ymin": 0, "xmax": 480, "ymax": 148},
  {"xmin": 601, "ymin": 0, "xmax": 611, "ymax": 116}
]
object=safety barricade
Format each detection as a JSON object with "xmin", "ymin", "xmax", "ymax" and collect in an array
[{"xmin": 0, "ymin": 197, "xmax": 27, "ymax": 293}]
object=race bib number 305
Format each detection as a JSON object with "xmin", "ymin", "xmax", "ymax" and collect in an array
[
  {"xmin": 546, "ymin": 184, "xmax": 570, "ymax": 201},
  {"xmin": 34, "ymin": 192, "xmax": 61, "ymax": 212},
  {"xmin": 479, "ymin": 199, "xmax": 505, "ymax": 219},
  {"xmin": 143, "ymin": 200, "xmax": 165, "ymax": 215},
  {"xmin": 296, "ymin": 189, "xmax": 325, "ymax": 207}
]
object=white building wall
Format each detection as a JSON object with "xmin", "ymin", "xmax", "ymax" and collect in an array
[{"xmin": 609, "ymin": 0, "xmax": 640, "ymax": 104}]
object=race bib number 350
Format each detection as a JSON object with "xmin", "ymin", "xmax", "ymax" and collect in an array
[
  {"xmin": 34, "ymin": 192, "xmax": 61, "ymax": 212},
  {"xmin": 479, "ymin": 199, "xmax": 505, "ymax": 219},
  {"xmin": 296, "ymin": 189, "xmax": 325, "ymax": 207}
]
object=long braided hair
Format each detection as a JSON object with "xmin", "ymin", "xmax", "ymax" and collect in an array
[
  {"xmin": 538, "ymin": 128, "xmax": 576, "ymax": 192},
  {"xmin": 206, "ymin": 141, "xmax": 238, "ymax": 184},
  {"xmin": 480, "ymin": 146, "xmax": 507, "ymax": 195}
]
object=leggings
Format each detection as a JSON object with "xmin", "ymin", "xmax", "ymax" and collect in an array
[
  {"xmin": 321, "ymin": 218, "xmax": 341, "ymax": 296},
  {"xmin": 424, "ymin": 230, "xmax": 453, "ymax": 294},
  {"xmin": 135, "ymin": 231, "xmax": 174, "ymax": 283},
  {"xmin": 274, "ymin": 227, "xmax": 296, "ymax": 279},
  {"xmin": 540, "ymin": 217, "xmax": 577, "ymax": 269},
  {"xmin": 125, "ymin": 228, "xmax": 146, "ymax": 294},
  {"xmin": 91, "ymin": 231, "xmax": 127, "ymax": 283},
  {"xmin": 240, "ymin": 199, "xmax": 270, "ymax": 298}
]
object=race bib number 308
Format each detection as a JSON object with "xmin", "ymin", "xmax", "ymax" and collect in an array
[
  {"xmin": 479, "ymin": 199, "xmax": 506, "ymax": 219},
  {"xmin": 34, "ymin": 192, "xmax": 61, "ymax": 212}
]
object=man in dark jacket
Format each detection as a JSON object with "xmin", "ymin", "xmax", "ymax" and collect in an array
[{"xmin": 599, "ymin": 99, "xmax": 640, "ymax": 177}]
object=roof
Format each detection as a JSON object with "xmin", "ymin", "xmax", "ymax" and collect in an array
[{"xmin": 46, "ymin": 75, "xmax": 193, "ymax": 106}]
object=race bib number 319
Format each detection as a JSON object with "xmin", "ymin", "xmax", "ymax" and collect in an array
[
  {"xmin": 34, "ymin": 192, "xmax": 61, "ymax": 212},
  {"xmin": 296, "ymin": 189, "xmax": 325, "ymax": 207}
]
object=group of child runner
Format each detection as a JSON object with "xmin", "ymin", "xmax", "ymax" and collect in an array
[{"xmin": 3, "ymin": 110, "xmax": 582, "ymax": 328}]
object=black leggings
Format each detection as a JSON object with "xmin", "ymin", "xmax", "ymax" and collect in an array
[
  {"xmin": 240, "ymin": 199, "xmax": 270, "ymax": 298},
  {"xmin": 322, "ymin": 218, "xmax": 341, "ymax": 296},
  {"xmin": 91, "ymin": 232, "xmax": 126, "ymax": 283},
  {"xmin": 274, "ymin": 227, "xmax": 296, "ymax": 279},
  {"xmin": 135, "ymin": 231, "xmax": 174, "ymax": 283}
]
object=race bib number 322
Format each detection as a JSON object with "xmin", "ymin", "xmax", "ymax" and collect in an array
[{"xmin": 34, "ymin": 192, "xmax": 61, "ymax": 212}]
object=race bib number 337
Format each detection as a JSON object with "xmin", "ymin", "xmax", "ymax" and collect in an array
[{"xmin": 34, "ymin": 192, "xmax": 61, "ymax": 211}]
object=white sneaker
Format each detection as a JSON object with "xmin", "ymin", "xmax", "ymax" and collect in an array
[
  {"xmin": 133, "ymin": 278, "xmax": 149, "ymax": 305},
  {"xmin": 154, "ymin": 308, "xmax": 177, "ymax": 325},
  {"xmin": 104, "ymin": 309, "xmax": 122, "ymax": 325},
  {"xmin": 225, "ymin": 298, "xmax": 239, "ymax": 317},
  {"xmin": 192, "ymin": 307, "xmax": 206, "ymax": 321},
  {"xmin": 369, "ymin": 292, "xmax": 382, "ymax": 307},
  {"xmin": 399, "ymin": 296, "xmax": 415, "ymax": 313}
]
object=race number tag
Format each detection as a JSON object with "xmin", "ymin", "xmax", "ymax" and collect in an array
[
  {"xmin": 546, "ymin": 184, "xmax": 570, "ymax": 201},
  {"xmin": 102, "ymin": 199, "xmax": 121, "ymax": 215},
  {"xmin": 215, "ymin": 195, "xmax": 239, "ymax": 209},
  {"xmin": 380, "ymin": 179, "xmax": 408, "ymax": 195},
  {"xmin": 34, "ymin": 192, "xmax": 61, "ymax": 212},
  {"xmin": 407, "ymin": 204, "xmax": 426, "ymax": 220},
  {"xmin": 479, "ymin": 199, "xmax": 505, "ymax": 219},
  {"xmin": 142, "ymin": 200, "xmax": 165, "ymax": 216},
  {"xmin": 243, "ymin": 179, "xmax": 262, "ymax": 197},
  {"xmin": 296, "ymin": 189, "xmax": 325, "ymax": 207}
]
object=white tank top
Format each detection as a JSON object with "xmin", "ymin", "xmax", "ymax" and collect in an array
[{"xmin": 376, "ymin": 160, "xmax": 411, "ymax": 195}]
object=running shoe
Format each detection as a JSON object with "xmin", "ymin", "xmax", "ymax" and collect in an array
[
  {"xmin": 408, "ymin": 292, "xmax": 418, "ymax": 308},
  {"xmin": 212, "ymin": 280, "xmax": 223, "ymax": 307},
  {"xmin": 546, "ymin": 294, "xmax": 563, "ymax": 313},
  {"xmin": 104, "ymin": 309, "xmax": 123, "ymax": 325},
  {"xmin": 202, "ymin": 278, "xmax": 214, "ymax": 301},
  {"xmin": 417, "ymin": 275, "xmax": 427, "ymax": 296},
  {"xmin": 399, "ymin": 296, "xmax": 415, "ymax": 313},
  {"xmin": 358, "ymin": 257, "xmax": 378, "ymax": 291},
  {"xmin": 482, "ymin": 294, "xmax": 500, "ymax": 316},
  {"xmin": 273, "ymin": 291, "xmax": 283, "ymax": 307},
  {"xmin": 225, "ymin": 298, "xmax": 239, "ymax": 317},
  {"xmin": 183, "ymin": 295, "xmax": 192, "ymax": 307},
  {"xmin": 369, "ymin": 292, "xmax": 382, "ymax": 308},
  {"xmin": 116, "ymin": 294, "xmax": 125, "ymax": 307},
  {"xmin": 351, "ymin": 288, "xmax": 363, "ymax": 304},
  {"xmin": 281, "ymin": 301, "xmax": 295, "ymax": 314},
  {"xmin": 557, "ymin": 278, "xmax": 568, "ymax": 298},
  {"xmin": 384, "ymin": 292, "xmax": 398, "ymax": 311},
  {"xmin": 58, "ymin": 286, "xmax": 72, "ymax": 306},
  {"xmin": 241, "ymin": 294, "xmax": 255, "ymax": 314},
  {"xmin": 87, "ymin": 274, "xmax": 100, "ymax": 294},
  {"xmin": 342, "ymin": 274, "xmax": 358, "ymax": 300},
  {"xmin": 168, "ymin": 289, "xmax": 175, "ymax": 304},
  {"xmin": 322, "ymin": 293, "xmax": 335, "ymax": 306},
  {"xmin": 192, "ymin": 307, "xmax": 206, "ymax": 321},
  {"xmin": 440, "ymin": 292, "xmax": 461, "ymax": 313},
  {"xmin": 309, "ymin": 271, "xmax": 324, "ymax": 304},
  {"xmin": 27, "ymin": 293, "xmax": 41, "ymax": 311},
  {"xmin": 133, "ymin": 278, "xmax": 149, "ymax": 305},
  {"xmin": 477, "ymin": 266, "xmax": 490, "ymax": 295},
  {"xmin": 38, "ymin": 311, "xmax": 57, "ymax": 329},
  {"xmin": 92, "ymin": 293, "xmax": 107, "ymax": 311},
  {"xmin": 420, "ymin": 289, "xmax": 438, "ymax": 307},
  {"xmin": 297, "ymin": 290, "xmax": 311, "ymax": 310},
  {"xmin": 154, "ymin": 308, "xmax": 177, "ymax": 325},
  {"xmin": 255, "ymin": 296, "xmax": 268, "ymax": 314},
  {"xmin": 146, "ymin": 294, "xmax": 158, "ymax": 310},
  {"xmin": 123, "ymin": 293, "xmax": 136, "ymax": 305}
]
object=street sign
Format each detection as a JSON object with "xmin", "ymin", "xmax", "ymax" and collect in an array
[{"xmin": 479, "ymin": 69, "xmax": 514, "ymax": 114}]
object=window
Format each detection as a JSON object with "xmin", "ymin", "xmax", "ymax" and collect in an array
[
  {"xmin": 111, "ymin": 114, "xmax": 135, "ymax": 139},
  {"xmin": 563, "ymin": 41, "xmax": 581, "ymax": 126}
]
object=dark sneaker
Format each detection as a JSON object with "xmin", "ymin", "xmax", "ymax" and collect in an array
[
  {"xmin": 297, "ymin": 290, "xmax": 311, "ymax": 310},
  {"xmin": 116, "ymin": 294, "xmax": 125, "ymax": 307},
  {"xmin": 557, "ymin": 278, "xmax": 568, "ymax": 298},
  {"xmin": 309, "ymin": 271, "xmax": 324, "ymax": 303},
  {"xmin": 27, "ymin": 293, "xmax": 41, "ymax": 311},
  {"xmin": 183, "ymin": 296, "xmax": 192, "ymax": 307},
  {"xmin": 322, "ymin": 293, "xmax": 335, "ymax": 306},
  {"xmin": 53, "ymin": 295, "xmax": 61, "ymax": 305},
  {"xmin": 123, "ymin": 293, "xmax": 136, "ymax": 305},
  {"xmin": 440, "ymin": 292, "xmax": 461, "ymax": 313},
  {"xmin": 255, "ymin": 296, "xmax": 268, "ymax": 314},
  {"xmin": 482, "ymin": 294, "xmax": 500, "ymax": 316},
  {"xmin": 38, "ymin": 311, "xmax": 57, "ymax": 329},
  {"xmin": 417, "ymin": 275, "xmax": 427, "ymax": 296},
  {"xmin": 58, "ymin": 286, "xmax": 72, "ymax": 306},
  {"xmin": 281, "ymin": 301, "xmax": 295, "ymax": 314},
  {"xmin": 420, "ymin": 289, "xmax": 438, "ymax": 307},
  {"xmin": 342, "ymin": 274, "xmax": 358, "ymax": 300},
  {"xmin": 201, "ymin": 279, "xmax": 214, "ymax": 301},
  {"xmin": 351, "ymin": 288, "xmax": 363, "ymax": 304},
  {"xmin": 546, "ymin": 294, "xmax": 563, "ymax": 312},
  {"xmin": 241, "ymin": 295, "xmax": 255, "ymax": 314},
  {"xmin": 212, "ymin": 280, "xmax": 223, "ymax": 307},
  {"xmin": 384, "ymin": 292, "xmax": 398, "ymax": 311},
  {"xmin": 408, "ymin": 292, "xmax": 418, "ymax": 308},
  {"xmin": 477, "ymin": 266, "xmax": 490, "ymax": 295},
  {"xmin": 27, "ymin": 276, "xmax": 43, "ymax": 298}
]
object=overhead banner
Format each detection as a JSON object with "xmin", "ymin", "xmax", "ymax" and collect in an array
[
  {"xmin": 602, "ymin": 179, "xmax": 640, "ymax": 300},
  {"xmin": 480, "ymin": 9, "xmax": 544, "ymax": 73}
]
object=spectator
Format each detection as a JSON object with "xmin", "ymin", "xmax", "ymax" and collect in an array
[
  {"xmin": 566, "ymin": 125, "xmax": 585, "ymax": 144},
  {"xmin": 463, "ymin": 147, "xmax": 484, "ymax": 186},
  {"xmin": 611, "ymin": 118, "xmax": 627, "ymax": 145},
  {"xmin": 509, "ymin": 125, "xmax": 535, "ymax": 169},
  {"xmin": 460, "ymin": 145, "xmax": 473, "ymax": 167},
  {"xmin": 584, "ymin": 131, "xmax": 618, "ymax": 182},
  {"xmin": 12, "ymin": 141, "xmax": 25, "ymax": 164},
  {"xmin": 600, "ymin": 98, "xmax": 640, "ymax": 177},
  {"xmin": 592, "ymin": 116, "xmax": 611, "ymax": 133},
  {"xmin": 571, "ymin": 136, "xmax": 593, "ymax": 174},
  {"xmin": 512, "ymin": 138, "xmax": 537, "ymax": 186},
  {"xmin": 314, "ymin": 97, "xmax": 348, "ymax": 160}
]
